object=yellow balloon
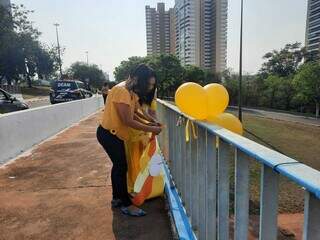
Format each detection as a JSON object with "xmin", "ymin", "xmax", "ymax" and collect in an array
[
  {"xmin": 175, "ymin": 82, "xmax": 208, "ymax": 120},
  {"xmin": 204, "ymin": 83, "xmax": 229, "ymax": 118},
  {"xmin": 207, "ymin": 113, "xmax": 243, "ymax": 135}
]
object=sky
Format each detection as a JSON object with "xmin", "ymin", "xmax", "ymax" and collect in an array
[{"xmin": 13, "ymin": 0, "xmax": 307, "ymax": 80}]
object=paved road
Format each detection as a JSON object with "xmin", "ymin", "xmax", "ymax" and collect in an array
[
  {"xmin": 0, "ymin": 113, "xmax": 173, "ymax": 240},
  {"xmin": 25, "ymin": 97, "xmax": 51, "ymax": 109},
  {"xmin": 229, "ymin": 106, "xmax": 320, "ymax": 127}
]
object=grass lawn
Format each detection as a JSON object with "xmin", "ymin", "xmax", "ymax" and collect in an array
[
  {"xmin": 242, "ymin": 113, "xmax": 320, "ymax": 170},
  {"xmin": 21, "ymin": 86, "xmax": 51, "ymax": 99},
  {"xmin": 230, "ymin": 112, "xmax": 320, "ymax": 213}
]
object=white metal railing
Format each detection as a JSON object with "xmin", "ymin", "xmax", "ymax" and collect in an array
[{"xmin": 157, "ymin": 99, "xmax": 320, "ymax": 240}]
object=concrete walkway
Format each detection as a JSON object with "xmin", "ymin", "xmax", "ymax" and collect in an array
[{"xmin": 0, "ymin": 113, "xmax": 172, "ymax": 240}]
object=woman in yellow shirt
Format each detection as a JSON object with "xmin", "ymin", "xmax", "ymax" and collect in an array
[
  {"xmin": 126, "ymin": 89, "xmax": 158, "ymax": 194},
  {"xmin": 96, "ymin": 64, "xmax": 162, "ymax": 217}
]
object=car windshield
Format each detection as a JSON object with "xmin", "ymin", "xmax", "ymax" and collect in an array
[
  {"xmin": 53, "ymin": 81, "xmax": 77, "ymax": 92},
  {"xmin": 76, "ymin": 81, "xmax": 85, "ymax": 89},
  {"xmin": 0, "ymin": 91, "xmax": 7, "ymax": 100}
]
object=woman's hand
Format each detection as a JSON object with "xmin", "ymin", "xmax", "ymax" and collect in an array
[
  {"xmin": 150, "ymin": 126, "xmax": 162, "ymax": 135},
  {"xmin": 115, "ymin": 102, "xmax": 162, "ymax": 134},
  {"xmin": 147, "ymin": 122, "xmax": 162, "ymax": 127}
]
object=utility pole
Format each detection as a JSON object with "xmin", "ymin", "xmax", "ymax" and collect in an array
[
  {"xmin": 238, "ymin": 0, "xmax": 244, "ymax": 122},
  {"xmin": 54, "ymin": 23, "xmax": 63, "ymax": 78},
  {"xmin": 24, "ymin": 57, "xmax": 31, "ymax": 88}
]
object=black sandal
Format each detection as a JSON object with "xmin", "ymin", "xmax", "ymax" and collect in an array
[
  {"xmin": 120, "ymin": 206, "xmax": 146, "ymax": 217},
  {"xmin": 111, "ymin": 199, "xmax": 122, "ymax": 208}
]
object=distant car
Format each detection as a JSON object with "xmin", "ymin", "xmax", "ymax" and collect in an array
[
  {"xmin": 0, "ymin": 88, "xmax": 29, "ymax": 114},
  {"xmin": 49, "ymin": 80, "xmax": 93, "ymax": 104}
]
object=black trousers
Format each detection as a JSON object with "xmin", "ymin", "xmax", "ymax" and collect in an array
[
  {"xmin": 96, "ymin": 125, "xmax": 132, "ymax": 207},
  {"xmin": 103, "ymin": 94, "xmax": 107, "ymax": 104}
]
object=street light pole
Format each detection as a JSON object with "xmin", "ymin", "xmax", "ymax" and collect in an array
[
  {"xmin": 24, "ymin": 57, "xmax": 31, "ymax": 88},
  {"xmin": 54, "ymin": 23, "xmax": 63, "ymax": 78},
  {"xmin": 238, "ymin": 0, "xmax": 244, "ymax": 122},
  {"xmin": 85, "ymin": 51, "xmax": 89, "ymax": 65}
]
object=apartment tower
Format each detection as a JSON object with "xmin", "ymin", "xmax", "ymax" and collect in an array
[
  {"xmin": 146, "ymin": 3, "xmax": 175, "ymax": 55},
  {"xmin": 175, "ymin": 0, "xmax": 228, "ymax": 72}
]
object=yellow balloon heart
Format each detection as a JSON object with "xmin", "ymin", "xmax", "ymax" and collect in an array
[
  {"xmin": 175, "ymin": 82, "xmax": 208, "ymax": 120},
  {"xmin": 207, "ymin": 113, "xmax": 243, "ymax": 135},
  {"xmin": 204, "ymin": 83, "xmax": 229, "ymax": 118}
]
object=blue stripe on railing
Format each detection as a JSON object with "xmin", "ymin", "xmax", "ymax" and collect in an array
[
  {"xmin": 162, "ymin": 160, "xmax": 196, "ymax": 240},
  {"xmin": 158, "ymin": 99, "xmax": 320, "ymax": 199}
]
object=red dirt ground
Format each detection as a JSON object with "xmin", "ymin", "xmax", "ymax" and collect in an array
[{"xmin": 0, "ymin": 113, "xmax": 173, "ymax": 240}]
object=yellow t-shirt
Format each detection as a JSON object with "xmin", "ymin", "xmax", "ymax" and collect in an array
[
  {"xmin": 150, "ymin": 99, "xmax": 157, "ymax": 111},
  {"xmin": 100, "ymin": 82, "xmax": 139, "ymax": 141}
]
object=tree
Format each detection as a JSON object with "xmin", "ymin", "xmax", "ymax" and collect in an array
[
  {"xmin": 256, "ymin": 43, "xmax": 304, "ymax": 110},
  {"xmin": 278, "ymin": 76, "xmax": 295, "ymax": 110},
  {"xmin": 34, "ymin": 44, "xmax": 57, "ymax": 80},
  {"xmin": 220, "ymin": 69, "xmax": 264, "ymax": 107},
  {"xmin": 221, "ymin": 69, "xmax": 238, "ymax": 105},
  {"xmin": 0, "ymin": 5, "xmax": 18, "ymax": 85},
  {"xmin": 67, "ymin": 62, "xmax": 106, "ymax": 89},
  {"xmin": 294, "ymin": 62, "xmax": 320, "ymax": 118},
  {"xmin": 204, "ymin": 70, "xmax": 221, "ymax": 85},
  {"xmin": 241, "ymin": 74, "xmax": 260, "ymax": 107},
  {"xmin": 259, "ymin": 43, "xmax": 304, "ymax": 78},
  {"xmin": 114, "ymin": 54, "xmax": 185, "ymax": 98},
  {"xmin": 114, "ymin": 56, "xmax": 145, "ymax": 82},
  {"xmin": 113, "ymin": 54, "xmax": 223, "ymax": 98},
  {"xmin": 264, "ymin": 75, "xmax": 282, "ymax": 108},
  {"xmin": 0, "ymin": 4, "xmax": 58, "ymax": 86},
  {"xmin": 184, "ymin": 65, "xmax": 205, "ymax": 84},
  {"xmin": 145, "ymin": 54, "xmax": 185, "ymax": 97}
]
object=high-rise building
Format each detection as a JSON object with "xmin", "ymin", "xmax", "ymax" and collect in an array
[
  {"xmin": 306, "ymin": 0, "xmax": 320, "ymax": 60},
  {"xmin": 175, "ymin": 0, "xmax": 227, "ymax": 73},
  {"xmin": 169, "ymin": 8, "xmax": 176, "ymax": 54},
  {"xmin": 146, "ymin": 3, "xmax": 175, "ymax": 55}
]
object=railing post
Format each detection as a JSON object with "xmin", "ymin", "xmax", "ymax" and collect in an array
[
  {"xmin": 259, "ymin": 165, "xmax": 279, "ymax": 240},
  {"xmin": 157, "ymin": 103, "xmax": 164, "ymax": 151},
  {"xmin": 163, "ymin": 106, "xmax": 170, "ymax": 160},
  {"xmin": 168, "ymin": 110, "xmax": 175, "ymax": 178},
  {"xmin": 303, "ymin": 191, "xmax": 320, "ymax": 240},
  {"xmin": 218, "ymin": 140, "xmax": 232, "ymax": 240},
  {"xmin": 185, "ymin": 121, "xmax": 192, "ymax": 216},
  {"xmin": 180, "ymin": 118, "xmax": 187, "ymax": 203},
  {"xmin": 176, "ymin": 116, "xmax": 183, "ymax": 194},
  {"xmin": 198, "ymin": 127, "xmax": 207, "ymax": 240},
  {"xmin": 191, "ymin": 124, "xmax": 199, "ymax": 236},
  {"xmin": 175, "ymin": 114, "xmax": 179, "ymax": 185},
  {"xmin": 172, "ymin": 113, "xmax": 178, "ymax": 188},
  {"xmin": 234, "ymin": 149, "xmax": 249, "ymax": 240},
  {"xmin": 206, "ymin": 133, "xmax": 217, "ymax": 240}
]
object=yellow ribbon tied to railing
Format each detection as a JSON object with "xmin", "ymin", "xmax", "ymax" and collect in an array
[{"xmin": 185, "ymin": 119, "xmax": 198, "ymax": 142}]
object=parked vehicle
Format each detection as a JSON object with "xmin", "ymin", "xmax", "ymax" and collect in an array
[
  {"xmin": 0, "ymin": 88, "xmax": 29, "ymax": 114},
  {"xmin": 49, "ymin": 80, "xmax": 93, "ymax": 104}
]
